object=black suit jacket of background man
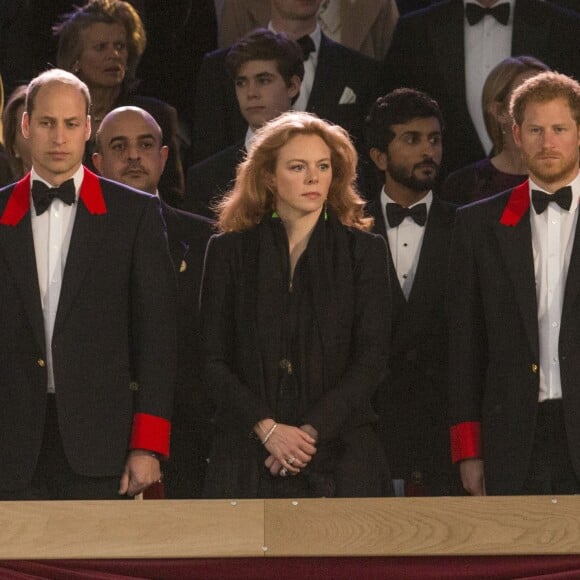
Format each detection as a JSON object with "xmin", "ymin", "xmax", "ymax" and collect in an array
[{"xmin": 382, "ymin": 0, "xmax": 580, "ymax": 175}]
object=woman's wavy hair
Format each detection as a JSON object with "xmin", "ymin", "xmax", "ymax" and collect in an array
[
  {"xmin": 53, "ymin": 0, "xmax": 146, "ymax": 90},
  {"xmin": 217, "ymin": 111, "xmax": 372, "ymax": 232},
  {"xmin": 2, "ymin": 85, "xmax": 28, "ymax": 179}
]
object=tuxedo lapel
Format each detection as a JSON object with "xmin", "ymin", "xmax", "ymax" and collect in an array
[
  {"xmin": 392, "ymin": 200, "xmax": 452, "ymax": 352},
  {"xmin": 562, "ymin": 209, "xmax": 580, "ymax": 322},
  {"xmin": 368, "ymin": 197, "xmax": 387, "ymax": 240},
  {"xmin": 0, "ymin": 211, "xmax": 45, "ymax": 352},
  {"xmin": 307, "ymin": 34, "xmax": 337, "ymax": 112},
  {"xmin": 161, "ymin": 201, "xmax": 189, "ymax": 271},
  {"xmin": 512, "ymin": 0, "xmax": 549, "ymax": 58},
  {"xmin": 368, "ymin": 196, "xmax": 405, "ymax": 305},
  {"xmin": 430, "ymin": 0, "xmax": 466, "ymax": 110},
  {"xmin": 493, "ymin": 212, "xmax": 539, "ymax": 358},
  {"xmin": 53, "ymin": 177, "xmax": 108, "ymax": 338}
]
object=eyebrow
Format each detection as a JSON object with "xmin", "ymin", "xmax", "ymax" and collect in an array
[
  {"xmin": 400, "ymin": 130, "xmax": 442, "ymax": 138},
  {"xmin": 108, "ymin": 133, "xmax": 157, "ymax": 145},
  {"xmin": 236, "ymin": 71, "xmax": 277, "ymax": 81},
  {"xmin": 38, "ymin": 115, "xmax": 84, "ymax": 122},
  {"xmin": 285, "ymin": 157, "xmax": 331, "ymax": 163}
]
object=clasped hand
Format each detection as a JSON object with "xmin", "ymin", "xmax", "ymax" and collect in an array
[{"xmin": 263, "ymin": 423, "xmax": 318, "ymax": 476}]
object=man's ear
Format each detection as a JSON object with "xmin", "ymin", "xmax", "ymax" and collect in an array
[
  {"xmin": 21, "ymin": 111, "xmax": 30, "ymax": 139},
  {"xmin": 85, "ymin": 115, "xmax": 92, "ymax": 141},
  {"xmin": 512, "ymin": 122, "xmax": 522, "ymax": 147},
  {"xmin": 158, "ymin": 145, "xmax": 169, "ymax": 175},
  {"xmin": 92, "ymin": 152, "xmax": 103, "ymax": 174},
  {"xmin": 369, "ymin": 147, "xmax": 388, "ymax": 171},
  {"xmin": 288, "ymin": 75, "xmax": 301, "ymax": 101}
]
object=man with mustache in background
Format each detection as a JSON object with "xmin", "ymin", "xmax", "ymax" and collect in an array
[
  {"xmin": 364, "ymin": 88, "xmax": 458, "ymax": 496},
  {"xmin": 93, "ymin": 106, "xmax": 213, "ymax": 498}
]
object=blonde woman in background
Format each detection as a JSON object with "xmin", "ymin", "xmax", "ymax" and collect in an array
[{"xmin": 442, "ymin": 56, "xmax": 550, "ymax": 205}]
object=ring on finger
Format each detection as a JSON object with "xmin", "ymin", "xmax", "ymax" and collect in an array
[
  {"xmin": 287, "ymin": 456, "xmax": 296, "ymax": 466},
  {"xmin": 279, "ymin": 467, "xmax": 288, "ymax": 477}
]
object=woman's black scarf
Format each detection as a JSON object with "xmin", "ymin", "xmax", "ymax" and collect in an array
[{"xmin": 250, "ymin": 210, "xmax": 355, "ymax": 495}]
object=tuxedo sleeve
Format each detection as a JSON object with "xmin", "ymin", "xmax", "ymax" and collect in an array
[
  {"xmin": 129, "ymin": 195, "xmax": 177, "ymax": 457},
  {"xmin": 302, "ymin": 233, "xmax": 391, "ymax": 440},
  {"xmin": 446, "ymin": 207, "xmax": 486, "ymax": 462}
]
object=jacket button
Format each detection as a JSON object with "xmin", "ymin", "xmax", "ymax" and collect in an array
[
  {"xmin": 531, "ymin": 363, "xmax": 539, "ymax": 374},
  {"xmin": 129, "ymin": 381, "xmax": 139, "ymax": 391},
  {"xmin": 37, "ymin": 358, "xmax": 45, "ymax": 367}
]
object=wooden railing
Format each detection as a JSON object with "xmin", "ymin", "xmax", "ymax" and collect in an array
[{"xmin": 1, "ymin": 496, "xmax": 579, "ymax": 559}]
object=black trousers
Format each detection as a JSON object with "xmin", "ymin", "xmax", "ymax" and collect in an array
[
  {"xmin": 0, "ymin": 395, "xmax": 127, "ymax": 500},
  {"xmin": 521, "ymin": 399, "xmax": 580, "ymax": 495}
]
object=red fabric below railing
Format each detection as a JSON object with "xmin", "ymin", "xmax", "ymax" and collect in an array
[{"xmin": 3, "ymin": 556, "xmax": 580, "ymax": 580}]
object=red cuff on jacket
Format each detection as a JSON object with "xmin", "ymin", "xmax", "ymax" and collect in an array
[
  {"xmin": 450, "ymin": 421, "xmax": 481, "ymax": 463},
  {"xmin": 130, "ymin": 413, "xmax": 171, "ymax": 458}
]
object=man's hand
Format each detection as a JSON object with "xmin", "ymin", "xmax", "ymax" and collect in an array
[
  {"xmin": 460, "ymin": 458, "xmax": 486, "ymax": 496},
  {"xmin": 118, "ymin": 449, "xmax": 162, "ymax": 496}
]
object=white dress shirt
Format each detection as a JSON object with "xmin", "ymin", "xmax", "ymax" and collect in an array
[
  {"xmin": 31, "ymin": 166, "xmax": 84, "ymax": 393},
  {"xmin": 270, "ymin": 23, "xmax": 322, "ymax": 112},
  {"xmin": 244, "ymin": 126, "xmax": 256, "ymax": 151},
  {"xmin": 382, "ymin": 188, "xmax": 432, "ymax": 300},
  {"xmin": 530, "ymin": 172, "xmax": 580, "ymax": 402},
  {"xmin": 464, "ymin": 0, "xmax": 514, "ymax": 155}
]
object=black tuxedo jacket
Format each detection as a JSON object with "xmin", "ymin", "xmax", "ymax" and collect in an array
[
  {"xmin": 370, "ymin": 196, "xmax": 457, "ymax": 493},
  {"xmin": 184, "ymin": 141, "xmax": 246, "ymax": 218},
  {"xmin": 192, "ymin": 33, "xmax": 382, "ymax": 162},
  {"xmin": 160, "ymin": 202, "xmax": 214, "ymax": 498},
  {"xmin": 383, "ymin": 0, "xmax": 580, "ymax": 175},
  {"xmin": 447, "ymin": 181, "xmax": 580, "ymax": 494},
  {"xmin": 0, "ymin": 169, "xmax": 176, "ymax": 491}
]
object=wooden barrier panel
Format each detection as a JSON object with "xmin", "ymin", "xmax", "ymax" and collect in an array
[
  {"xmin": 0, "ymin": 500, "xmax": 264, "ymax": 559},
  {"xmin": 264, "ymin": 496, "xmax": 580, "ymax": 557},
  {"xmin": 1, "ymin": 497, "xmax": 580, "ymax": 560}
]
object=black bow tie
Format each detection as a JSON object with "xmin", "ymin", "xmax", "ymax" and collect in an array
[
  {"xmin": 465, "ymin": 3, "xmax": 510, "ymax": 26},
  {"xmin": 296, "ymin": 34, "xmax": 315, "ymax": 61},
  {"xmin": 31, "ymin": 179, "xmax": 76, "ymax": 216},
  {"xmin": 386, "ymin": 203, "xmax": 427, "ymax": 227},
  {"xmin": 531, "ymin": 186, "xmax": 573, "ymax": 215}
]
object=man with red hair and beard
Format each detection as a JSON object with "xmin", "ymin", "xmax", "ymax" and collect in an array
[{"xmin": 448, "ymin": 72, "xmax": 580, "ymax": 496}]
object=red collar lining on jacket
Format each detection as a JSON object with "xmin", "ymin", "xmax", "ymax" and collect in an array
[
  {"xmin": 499, "ymin": 180, "xmax": 530, "ymax": 226},
  {"xmin": 0, "ymin": 168, "xmax": 107, "ymax": 226}
]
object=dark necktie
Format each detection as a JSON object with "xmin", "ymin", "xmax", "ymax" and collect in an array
[
  {"xmin": 531, "ymin": 186, "xmax": 573, "ymax": 215},
  {"xmin": 465, "ymin": 3, "xmax": 510, "ymax": 26},
  {"xmin": 31, "ymin": 179, "xmax": 76, "ymax": 216},
  {"xmin": 297, "ymin": 34, "xmax": 315, "ymax": 61},
  {"xmin": 386, "ymin": 203, "xmax": 427, "ymax": 228}
]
